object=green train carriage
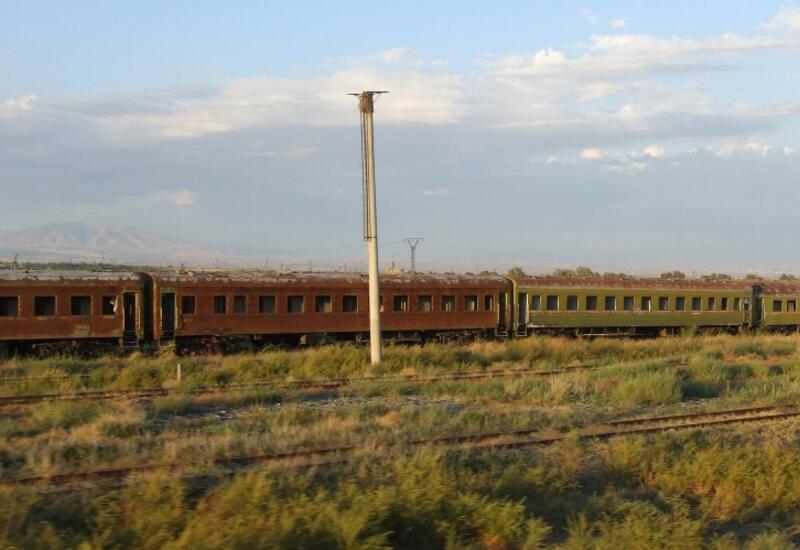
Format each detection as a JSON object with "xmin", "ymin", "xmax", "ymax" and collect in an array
[
  {"xmin": 759, "ymin": 282, "xmax": 800, "ymax": 330},
  {"xmin": 508, "ymin": 276, "xmax": 755, "ymax": 336}
]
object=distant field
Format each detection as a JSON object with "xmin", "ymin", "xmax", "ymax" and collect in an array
[{"xmin": 3, "ymin": 335, "xmax": 800, "ymax": 548}]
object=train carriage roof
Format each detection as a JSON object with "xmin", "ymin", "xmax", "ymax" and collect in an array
[
  {"xmin": 513, "ymin": 276, "xmax": 752, "ymax": 291},
  {"xmin": 0, "ymin": 270, "xmax": 142, "ymax": 283},
  {"xmin": 148, "ymin": 270, "xmax": 508, "ymax": 288}
]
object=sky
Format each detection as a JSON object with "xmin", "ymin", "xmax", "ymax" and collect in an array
[{"xmin": 2, "ymin": 1, "xmax": 800, "ymax": 274}]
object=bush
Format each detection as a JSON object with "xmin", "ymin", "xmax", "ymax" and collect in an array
[{"xmin": 31, "ymin": 402, "xmax": 99, "ymax": 431}]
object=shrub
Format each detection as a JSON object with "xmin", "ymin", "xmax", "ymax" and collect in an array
[{"xmin": 31, "ymin": 402, "xmax": 99, "ymax": 431}]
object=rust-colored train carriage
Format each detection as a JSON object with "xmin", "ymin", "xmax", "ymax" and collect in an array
[
  {"xmin": 148, "ymin": 272, "xmax": 512, "ymax": 351},
  {"xmin": 0, "ymin": 271, "xmax": 144, "ymax": 354}
]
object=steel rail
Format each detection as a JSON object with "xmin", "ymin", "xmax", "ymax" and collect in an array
[
  {"xmin": 0, "ymin": 362, "xmax": 635, "ymax": 406},
  {"xmin": 3, "ymin": 402, "xmax": 796, "ymax": 488}
]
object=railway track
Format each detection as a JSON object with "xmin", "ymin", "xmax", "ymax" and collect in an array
[
  {"xmin": 0, "ymin": 362, "xmax": 638, "ymax": 406},
  {"xmin": 4, "ymin": 402, "xmax": 797, "ymax": 488}
]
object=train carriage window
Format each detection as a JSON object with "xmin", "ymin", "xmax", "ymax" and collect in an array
[
  {"xmin": 484, "ymin": 295, "xmax": 495, "ymax": 311},
  {"xmin": 708, "ymin": 297, "xmax": 716, "ymax": 311},
  {"xmin": 566, "ymin": 296, "xmax": 578, "ymax": 311},
  {"xmin": 342, "ymin": 295, "xmax": 358, "ymax": 313},
  {"xmin": 442, "ymin": 295, "xmax": 456, "ymax": 312},
  {"xmin": 658, "ymin": 297, "xmax": 669, "ymax": 311},
  {"xmin": 465, "ymin": 295, "xmax": 478, "ymax": 311},
  {"xmin": 586, "ymin": 296, "xmax": 598, "ymax": 311},
  {"xmin": 233, "ymin": 295, "xmax": 247, "ymax": 314},
  {"xmin": 70, "ymin": 296, "xmax": 91, "ymax": 316},
  {"xmin": 530, "ymin": 296, "xmax": 541, "ymax": 311},
  {"xmin": 393, "ymin": 295, "xmax": 409, "ymax": 312},
  {"xmin": 546, "ymin": 295, "xmax": 559, "ymax": 311},
  {"xmin": 691, "ymin": 297, "xmax": 702, "ymax": 311},
  {"xmin": 721, "ymin": 297, "xmax": 729, "ymax": 311},
  {"xmin": 604, "ymin": 296, "xmax": 617, "ymax": 311},
  {"xmin": 789, "ymin": 300, "xmax": 797, "ymax": 313},
  {"xmin": 213, "ymin": 296, "xmax": 227, "ymax": 314},
  {"xmin": 182, "ymin": 296, "xmax": 196, "ymax": 315},
  {"xmin": 0, "ymin": 297, "xmax": 19, "ymax": 317},
  {"xmin": 675, "ymin": 297, "xmax": 686, "ymax": 311},
  {"xmin": 315, "ymin": 296, "xmax": 332, "ymax": 313},
  {"xmin": 418, "ymin": 295, "xmax": 432, "ymax": 312},
  {"xmin": 34, "ymin": 296, "xmax": 56, "ymax": 316},
  {"xmin": 773, "ymin": 299, "xmax": 783, "ymax": 312},
  {"xmin": 641, "ymin": 296, "xmax": 652, "ymax": 312},
  {"xmin": 102, "ymin": 296, "xmax": 117, "ymax": 315},
  {"xmin": 623, "ymin": 296, "xmax": 635, "ymax": 311},
  {"xmin": 734, "ymin": 297, "xmax": 741, "ymax": 311},
  {"xmin": 288, "ymin": 296, "xmax": 304, "ymax": 314},
  {"xmin": 259, "ymin": 296, "xmax": 276, "ymax": 314}
]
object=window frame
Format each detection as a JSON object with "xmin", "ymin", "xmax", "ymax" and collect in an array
[
  {"xmin": 258, "ymin": 295, "xmax": 276, "ymax": 314},
  {"xmin": 342, "ymin": 295, "xmax": 358, "ymax": 313},
  {"xmin": 623, "ymin": 296, "xmax": 635, "ymax": 312},
  {"xmin": 586, "ymin": 296, "xmax": 598, "ymax": 311},
  {"xmin": 287, "ymin": 295, "xmax": 305, "ymax": 314},
  {"xmin": 181, "ymin": 295, "xmax": 196, "ymax": 316},
  {"xmin": 545, "ymin": 295, "xmax": 559, "ymax": 311},
  {"xmin": 392, "ymin": 295, "xmax": 409, "ymax": 312},
  {"xmin": 70, "ymin": 295, "xmax": 92, "ymax": 317},
  {"xmin": 566, "ymin": 295, "xmax": 579, "ymax": 311},
  {"xmin": 442, "ymin": 295, "xmax": 456, "ymax": 312},
  {"xmin": 34, "ymin": 296, "xmax": 56, "ymax": 317},
  {"xmin": 315, "ymin": 295, "xmax": 333, "ymax": 313},
  {"xmin": 0, "ymin": 296, "xmax": 20, "ymax": 318},
  {"xmin": 213, "ymin": 295, "xmax": 227, "ymax": 315}
]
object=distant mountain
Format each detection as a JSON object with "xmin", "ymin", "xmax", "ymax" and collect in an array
[{"xmin": 0, "ymin": 222, "xmax": 226, "ymax": 265}]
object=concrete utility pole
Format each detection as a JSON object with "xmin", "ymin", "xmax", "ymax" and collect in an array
[
  {"xmin": 351, "ymin": 90, "xmax": 388, "ymax": 366},
  {"xmin": 404, "ymin": 237, "xmax": 423, "ymax": 273}
]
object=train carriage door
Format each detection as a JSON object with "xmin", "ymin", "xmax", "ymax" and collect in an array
[
  {"xmin": 498, "ymin": 293, "xmax": 508, "ymax": 333},
  {"xmin": 517, "ymin": 293, "xmax": 528, "ymax": 335},
  {"xmin": 123, "ymin": 293, "xmax": 137, "ymax": 344},
  {"xmin": 161, "ymin": 292, "xmax": 176, "ymax": 340}
]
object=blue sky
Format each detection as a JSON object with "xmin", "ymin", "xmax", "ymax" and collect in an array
[{"xmin": 2, "ymin": 1, "xmax": 800, "ymax": 273}]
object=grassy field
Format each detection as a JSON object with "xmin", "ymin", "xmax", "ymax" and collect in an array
[{"xmin": 3, "ymin": 334, "xmax": 800, "ymax": 548}]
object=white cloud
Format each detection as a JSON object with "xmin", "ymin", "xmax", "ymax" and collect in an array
[
  {"xmin": 580, "ymin": 148, "xmax": 605, "ymax": 160},
  {"xmin": 582, "ymin": 8, "xmax": 600, "ymax": 25},
  {"xmin": 95, "ymin": 66, "xmax": 466, "ymax": 139},
  {"xmin": 608, "ymin": 157, "xmax": 647, "ymax": 173},
  {"xmin": 422, "ymin": 188, "xmax": 449, "ymax": 196},
  {"xmin": 714, "ymin": 138, "xmax": 771, "ymax": 158},
  {"xmin": 1, "ymin": 95, "xmax": 37, "ymax": 118},
  {"xmin": 760, "ymin": 7, "xmax": 800, "ymax": 33},
  {"xmin": 784, "ymin": 146, "xmax": 797, "ymax": 156},
  {"xmin": 643, "ymin": 144, "xmax": 665, "ymax": 158},
  {"xmin": 166, "ymin": 189, "xmax": 196, "ymax": 207},
  {"xmin": 610, "ymin": 18, "xmax": 627, "ymax": 29}
]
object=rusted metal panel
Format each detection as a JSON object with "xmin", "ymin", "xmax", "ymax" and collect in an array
[
  {"xmin": 148, "ymin": 271, "xmax": 511, "ymax": 339},
  {"xmin": 0, "ymin": 271, "xmax": 145, "ymax": 342}
]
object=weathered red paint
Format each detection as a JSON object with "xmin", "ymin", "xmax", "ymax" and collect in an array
[{"xmin": 0, "ymin": 271, "xmax": 144, "ymax": 344}]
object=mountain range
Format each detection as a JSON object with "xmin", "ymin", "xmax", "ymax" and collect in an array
[{"xmin": 0, "ymin": 223, "xmax": 230, "ymax": 265}]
